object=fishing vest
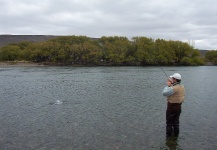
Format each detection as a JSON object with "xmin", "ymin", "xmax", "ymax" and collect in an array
[{"xmin": 167, "ymin": 84, "xmax": 185, "ymax": 103}]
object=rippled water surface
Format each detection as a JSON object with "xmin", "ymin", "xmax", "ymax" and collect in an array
[{"xmin": 0, "ymin": 66, "xmax": 217, "ymax": 150}]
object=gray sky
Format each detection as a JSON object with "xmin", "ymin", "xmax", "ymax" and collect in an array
[{"xmin": 0, "ymin": 0, "xmax": 217, "ymax": 50}]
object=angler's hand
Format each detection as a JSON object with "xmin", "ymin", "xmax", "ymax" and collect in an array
[{"xmin": 167, "ymin": 79, "xmax": 172, "ymax": 87}]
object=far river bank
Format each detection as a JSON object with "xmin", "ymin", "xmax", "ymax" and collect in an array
[{"xmin": 0, "ymin": 61, "xmax": 214, "ymax": 67}]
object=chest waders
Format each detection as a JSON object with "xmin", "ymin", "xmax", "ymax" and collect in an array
[{"xmin": 166, "ymin": 102, "xmax": 182, "ymax": 137}]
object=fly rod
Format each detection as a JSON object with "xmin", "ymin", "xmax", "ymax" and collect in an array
[
  {"xmin": 156, "ymin": 61, "xmax": 170, "ymax": 79},
  {"xmin": 160, "ymin": 66, "xmax": 169, "ymax": 79}
]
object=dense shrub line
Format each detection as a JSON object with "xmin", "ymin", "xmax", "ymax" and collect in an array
[{"xmin": 0, "ymin": 35, "xmax": 205, "ymax": 66}]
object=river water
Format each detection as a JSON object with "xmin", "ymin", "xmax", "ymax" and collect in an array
[{"xmin": 0, "ymin": 66, "xmax": 216, "ymax": 150}]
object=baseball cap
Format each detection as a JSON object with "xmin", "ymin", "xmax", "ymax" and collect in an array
[{"xmin": 170, "ymin": 73, "xmax": 181, "ymax": 80}]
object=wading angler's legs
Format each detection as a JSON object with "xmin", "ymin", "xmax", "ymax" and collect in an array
[{"xmin": 166, "ymin": 110, "xmax": 181, "ymax": 137}]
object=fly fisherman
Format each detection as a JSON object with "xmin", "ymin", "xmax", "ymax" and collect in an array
[{"xmin": 162, "ymin": 73, "xmax": 185, "ymax": 137}]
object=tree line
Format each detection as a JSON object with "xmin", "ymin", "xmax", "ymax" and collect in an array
[{"xmin": 0, "ymin": 35, "xmax": 206, "ymax": 66}]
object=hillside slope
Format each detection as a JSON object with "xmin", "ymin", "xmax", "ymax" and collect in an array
[{"xmin": 0, "ymin": 35, "xmax": 59, "ymax": 47}]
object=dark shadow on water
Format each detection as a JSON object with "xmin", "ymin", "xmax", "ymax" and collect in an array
[
  {"xmin": 165, "ymin": 136, "xmax": 180, "ymax": 150},
  {"xmin": 160, "ymin": 134, "xmax": 182, "ymax": 150}
]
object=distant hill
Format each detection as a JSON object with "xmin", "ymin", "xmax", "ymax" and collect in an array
[
  {"xmin": 199, "ymin": 50, "xmax": 209, "ymax": 57},
  {"xmin": 0, "ymin": 35, "xmax": 60, "ymax": 47},
  {"xmin": 0, "ymin": 35, "xmax": 209, "ymax": 57}
]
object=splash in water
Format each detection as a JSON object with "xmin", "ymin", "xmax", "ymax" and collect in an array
[{"xmin": 54, "ymin": 100, "xmax": 63, "ymax": 105}]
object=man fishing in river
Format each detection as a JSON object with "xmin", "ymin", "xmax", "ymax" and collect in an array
[{"xmin": 162, "ymin": 73, "xmax": 185, "ymax": 137}]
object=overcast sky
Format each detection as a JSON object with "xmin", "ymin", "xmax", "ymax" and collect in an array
[{"xmin": 0, "ymin": 0, "xmax": 217, "ymax": 50}]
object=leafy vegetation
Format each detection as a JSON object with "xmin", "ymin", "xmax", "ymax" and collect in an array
[
  {"xmin": 205, "ymin": 50, "xmax": 217, "ymax": 65},
  {"xmin": 0, "ymin": 35, "xmax": 205, "ymax": 66}
]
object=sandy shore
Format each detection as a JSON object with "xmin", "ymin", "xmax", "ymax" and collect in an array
[{"xmin": 0, "ymin": 61, "xmax": 45, "ymax": 67}]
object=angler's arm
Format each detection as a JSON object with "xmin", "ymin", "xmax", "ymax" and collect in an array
[{"xmin": 162, "ymin": 86, "xmax": 174, "ymax": 97}]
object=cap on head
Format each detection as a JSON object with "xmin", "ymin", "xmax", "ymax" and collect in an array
[{"xmin": 170, "ymin": 73, "xmax": 181, "ymax": 80}]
